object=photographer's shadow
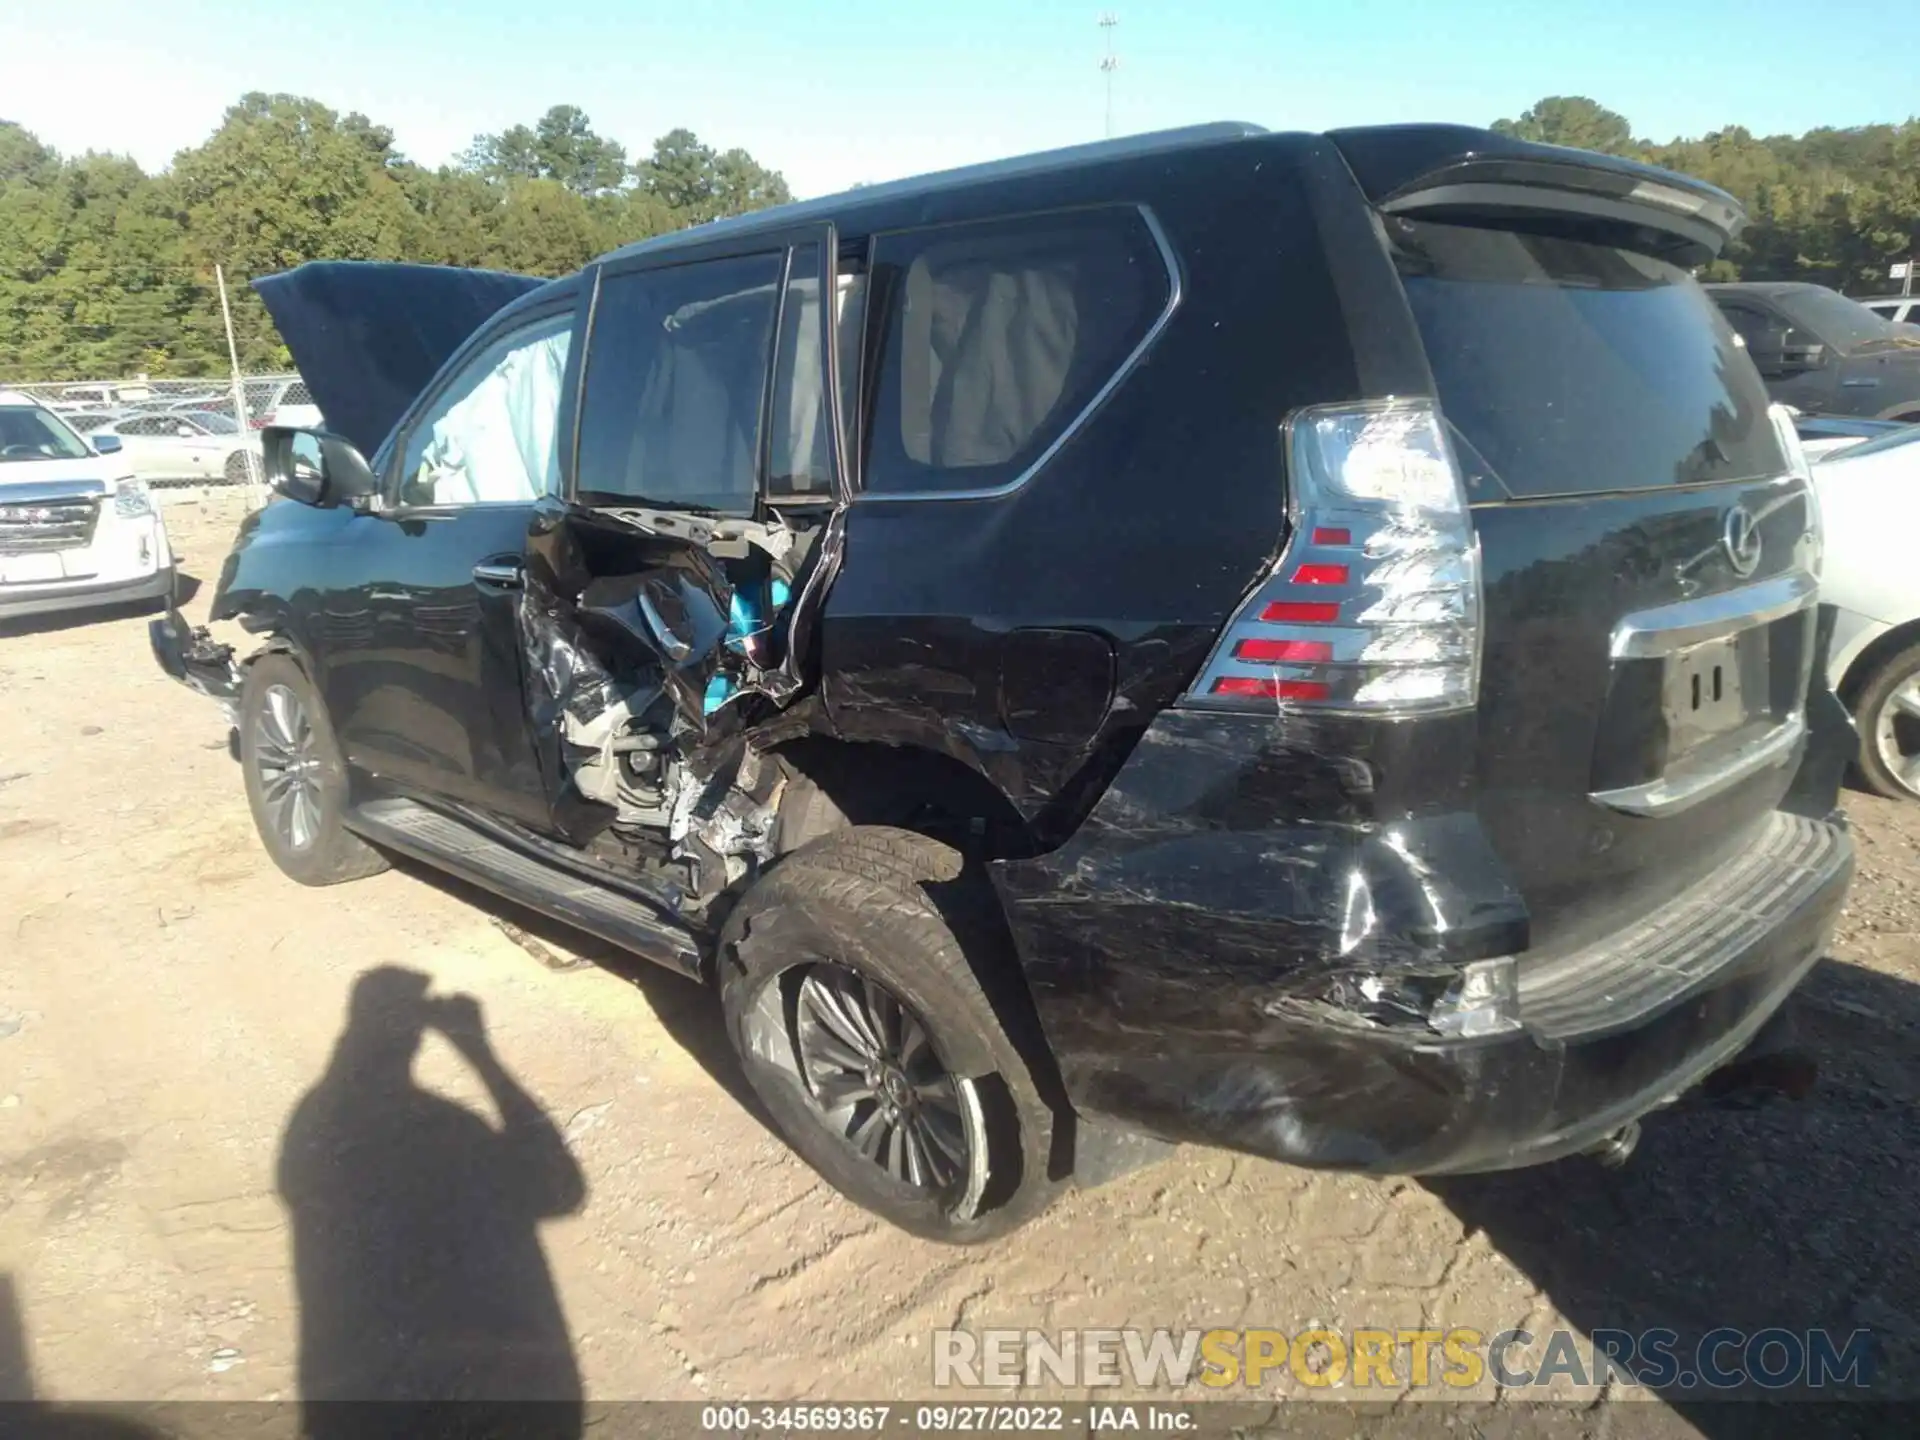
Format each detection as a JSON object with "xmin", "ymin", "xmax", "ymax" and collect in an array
[{"xmin": 278, "ymin": 966, "xmax": 585, "ymax": 1436}]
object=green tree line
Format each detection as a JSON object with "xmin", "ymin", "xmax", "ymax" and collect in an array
[
  {"xmin": 0, "ymin": 95, "xmax": 791, "ymax": 380},
  {"xmin": 2, "ymin": 92, "xmax": 1915, "ymax": 382},
  {"xmin": 1493, "ymin": 96, "xmax": 1920, "ymax": 289}
]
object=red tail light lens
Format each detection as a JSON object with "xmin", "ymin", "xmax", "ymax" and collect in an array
[
  {"xmin": 1211, "ymin": 676, "xmax": 1330, "ymax": 701},
  {"xmin": 1185, "ymin": 398, "xmax": 1482, "ymax": 715},
  {"xmin": 1234, "ymin": 638, "xmax": 1332, "ymax": 663},
  {"xmin": 1290, "ymin": 562, "xmax": 1349, "ymax": 586},
  {"xmin": 1260, "ymin": 600, "xmax": 1340, "ymax": 623}
]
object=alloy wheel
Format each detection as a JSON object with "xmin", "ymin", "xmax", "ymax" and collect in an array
[
  {"xmin": 254, "ymin": 683, "xmax": 324, "ymax": 850},
  {"xmin": 792, "ymin": 964, "xmax": 972, "ymax": 1193},
  {"xmin": 1874, "ymin": 675, "xmax": 1920, "ymax": 799}
]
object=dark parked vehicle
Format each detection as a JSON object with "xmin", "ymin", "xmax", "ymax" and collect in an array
[
  {"xmin": 153, "ymin": 123, "xmax": 1855, "ymax": 1241},
  {"xmin": 1707, "ymin": 282, "xmax": 1920, "ymax": 422}
]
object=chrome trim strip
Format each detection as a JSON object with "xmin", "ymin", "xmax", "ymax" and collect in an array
[
  {"xmin": 1591, "ymin": 712, "xmax": 1806, "ymax": 817},
  {"xmin": 850, "ymin": 204, "xmax": 1183, "ymax": 505},
  {"xmin": 1609, "ymin": 569, "xmax": 1817, "ymax": 659},
  {"xmin": 0, "ymin": 479, "xmax": 108, "ymax": 503}
]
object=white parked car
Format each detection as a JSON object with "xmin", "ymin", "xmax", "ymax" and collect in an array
[
  {"xmin": 45, "ymin": 381, "xmax": 153, "ymax": 412},
  {"xmin": 245, "ymin": 376, "xmax": 323, "ymax": 430},
  {"xmin": 1814, "ymin": 422, "xmax": 1920, "ymax": 799},
  {"xmin": 100, "ymin": 410, "xmax": 262, "ymax": 484},
  {"xmin": 1863, "ymin": 296, "xmax": 1920, "ymax": 328},
  {"xmin": 0, "ymin": 391, "xmax": 174, "ymax": 622}
]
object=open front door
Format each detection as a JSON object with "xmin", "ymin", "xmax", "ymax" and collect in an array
[{"xmin": 318, "ymin": 299, "xmax": 584, "ymax": 831}]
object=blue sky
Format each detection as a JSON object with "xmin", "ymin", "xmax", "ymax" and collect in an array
[{"xmin": 9, "ymin": 0, "xmax": 1917, "ymax": 197}]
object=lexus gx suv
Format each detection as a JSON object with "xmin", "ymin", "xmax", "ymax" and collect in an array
[{"xmin": 152, "ymin": 123, "xmax": 1855, "ymax": 1241}]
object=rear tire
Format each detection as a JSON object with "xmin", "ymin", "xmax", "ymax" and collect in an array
[
  {"xmin": 238, "ymin": 653, "xmax": 389, "ymax": 885},
  {"xmin": 1854, "ymin": 643, "xmax": 1920, "ymax": 801},
  {"xmin": 225, "ymin": 451, "xmax": 252, "ymax": 485},
  {"xmin": 717, "ymin": 827, "xmax": 1059, "ymax": 1242}
]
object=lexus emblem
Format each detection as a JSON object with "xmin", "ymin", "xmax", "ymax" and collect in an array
[{"xmin": 1722, "ymin": 506, "xmax": 1762, "ymax": 578}]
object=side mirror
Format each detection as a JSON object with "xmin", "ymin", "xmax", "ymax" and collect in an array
[
  {"xmin": 1752, "ymin": 326, "xmax": 1827, "ymax": 377},
  {"xmin": 175, "ymin": 423, "xmax": 197, "ymax": 438},
  {"xmin": 91, "ymin": 434, "xmax": 124, "ymax": 456},
  {"xmin": 260, "ymin": 426, "xmax": 377, "ymax": 509}
]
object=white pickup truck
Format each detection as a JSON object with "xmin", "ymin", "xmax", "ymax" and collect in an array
[{"xmin": 0, "ymin": 390, "xmax": 175, "ymax": 622}]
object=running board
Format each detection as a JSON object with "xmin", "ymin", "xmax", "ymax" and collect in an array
[{"xmin": 347, "ymin": 797, "xmax": 704, "ymax": 979}]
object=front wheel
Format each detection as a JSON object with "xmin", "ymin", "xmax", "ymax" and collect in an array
[
  {"xmin": 238, "ymin": 653, "xmax": 389, "ymax": 884},
  {"xmin": 1855, "ymin": 643, "xmax": 1920, "ymax": 801},
  {"xmin": 717, "ymin": 828, "xmax": 1059, "ymax": 1242},
  {"xmin": 225, "ymin": 451, "xmax": 254, "ymax": 485}
]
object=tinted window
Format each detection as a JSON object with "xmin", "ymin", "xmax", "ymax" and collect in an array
[
  {"xmin": 0, "ymin": 406, "xmax": 89, "ymax": 461},
  {"xmin": 1769, "ymin": 286, "xmax": 1904, "ymax": 351},
  {"xmin": 397, "ymin": 312, "xmax": 574, "ymax": 506},
  {"xmin": 576, "ymin": 254, "xmax": 781, "ymax": 514},
  {"xmin": 1395, "ymin": 220, "xmax": 1784, "ymax": 500},
  {"xmin": 861, "ymin": 208, "xmax": 1169, "ymax": 496},
  {"xmin": 1715, "ymin": 301, "xmax": 1779, "ymax": 347},
  {"xmin": 186, "ymin": 411, "xmax": 238, "ymax": 434},
  {"xmin": 767, "ymin": 243, "xmax": 866, "ymax": 502}
]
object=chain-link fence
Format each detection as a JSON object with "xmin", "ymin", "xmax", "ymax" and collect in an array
[{"xmin": 1, "ymin": 373, "xmax": 317, "ymax": 487}]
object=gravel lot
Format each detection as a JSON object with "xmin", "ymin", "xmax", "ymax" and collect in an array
[{"xmin": 0, "ymin": 491, "xmax": 1915, "ymax": 1433}]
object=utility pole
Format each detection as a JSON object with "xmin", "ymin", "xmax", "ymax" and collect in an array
[
  {"xmin": 1099, "ymin": 13, "xmax": 1119, "ymax": 139},
  {"xmin": 215, "ymin": 263, "xmax": 263, "ymax": 501}
]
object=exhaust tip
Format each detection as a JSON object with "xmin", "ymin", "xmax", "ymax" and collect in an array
[{"xmin": 1585, "ymin": 1119, "xmax": 1640, "ymax": 1169}]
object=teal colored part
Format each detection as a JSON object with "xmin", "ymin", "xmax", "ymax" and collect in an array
[
  {"xmin": 771, "ymin": 578, "xmax": 791, "ymax": 608},
  {"xmin": 704, "ymin": 673, "xmax": 733, "ymax": 715},
  {"xmin": 729, "ymin": 591, "xmax": 757, "ymax": 636}
]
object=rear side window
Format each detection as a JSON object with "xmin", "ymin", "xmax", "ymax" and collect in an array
[
  {"xmin": 576, "ymin": 254, "xmax": 781, "ymax": 514},
  {"xmin": 860, "ymin": 207, "xmax": 1169, "ymax": 496},
  {"xmin": 1394, "ymin": 219, "xmax": 1784, "ymax": 500}
]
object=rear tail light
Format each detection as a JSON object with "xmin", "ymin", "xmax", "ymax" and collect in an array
[
  {"xmin": 1767, "ymin": 402, "xmax": 1822, "ymax": 580},
  {"xmin": 1187, "ymin": 397, "xmax": 1482, "ymax": 715}
]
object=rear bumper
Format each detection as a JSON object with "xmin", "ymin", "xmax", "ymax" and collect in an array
[
  {"xmin": 994, "ymin": 695, "xmax": 1855, "ymax": 1176},
  {"xmin": 1000, "ymin": 807, "xmax": 1849, "ymax": 1174},
  {"xmin": 0, "ymin": 564, "xmax": 173, "ymax": 621}
]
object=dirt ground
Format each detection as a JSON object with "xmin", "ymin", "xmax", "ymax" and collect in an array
[{"xmin": 1, "ymin": 490, "xmax": 1916, "ymax": 1432}]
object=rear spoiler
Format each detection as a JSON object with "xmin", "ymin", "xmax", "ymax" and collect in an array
[{"xmin": 1328, "ymin": 125, "xmax": 1745, "ymax": 267}]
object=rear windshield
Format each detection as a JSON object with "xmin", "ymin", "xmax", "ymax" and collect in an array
[{"xmin": 1392, "ymin": 219, "xmax": 1784, "ymax": 501}]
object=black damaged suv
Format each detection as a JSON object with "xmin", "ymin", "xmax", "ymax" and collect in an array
[{"xmin": 154, "ymin": 122, "xmax": 1856, "ymax": 1240}]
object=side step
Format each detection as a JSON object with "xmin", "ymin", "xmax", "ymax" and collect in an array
[{"xmin": 347, "ymin": 797, "xmax": 704, "ymax": 979}]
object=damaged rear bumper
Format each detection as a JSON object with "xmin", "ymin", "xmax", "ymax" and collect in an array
[
  {"xmin": 148, "ymin": 607, "xmax": 241, "ymax": 702},
  {"xmin": 994, "ymin": 718, "xmax": 1853, "ymax": 1176}
]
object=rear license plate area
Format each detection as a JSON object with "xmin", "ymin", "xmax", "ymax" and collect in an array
[{"xmin": 1665, "ymin": 631, "xmax": 1769, "ymax": 755}]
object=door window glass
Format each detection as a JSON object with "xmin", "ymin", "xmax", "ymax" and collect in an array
[
  {"xmin": 768, "ymin": 244, "xmax": 867, "ymax": 501},
  {"xmin": 1715, "ymin": 302, "xmax": 1778, "ymax": 348},
  {"xmin": 576, "ymin": 254, "xmax": 781, "ymax": 514},
  {"xmin": 397, "ymin": 311, "xmax": 574, "ymax": 506},
  {"xmin": 859, "ymin": 207, "xmax": 1169, "ymax": 496}
]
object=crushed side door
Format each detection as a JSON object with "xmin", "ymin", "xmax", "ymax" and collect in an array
[{"xmin": 508, "ymin": 232, "xmax": 853, "ymax": 908}]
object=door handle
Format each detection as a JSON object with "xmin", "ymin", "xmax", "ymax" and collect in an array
[{"xmin": 473, "ymin": 560, "xmax": 524, "ymax": 589}]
